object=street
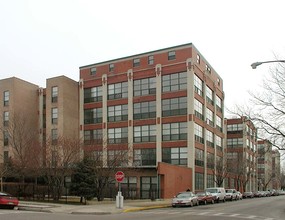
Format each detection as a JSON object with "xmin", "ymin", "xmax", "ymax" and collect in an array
[{"xmin": 0, "ymin": 195, "xmax": 284, "ymax": 220}]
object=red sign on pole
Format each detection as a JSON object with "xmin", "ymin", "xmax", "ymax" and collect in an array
[{"xmin": 115, "ymin": 171, "xmax": 125, "ymax": 183}]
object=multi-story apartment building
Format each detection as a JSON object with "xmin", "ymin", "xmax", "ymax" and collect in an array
[
  {"xmin": 257, "ymin": 139, "xmax": 273, "ymax": 190},
  {"xmin": 0, "ymin": 77, "xmax": 39, "ymax": 164},
  {"xmin": 79, "ymin": 43, "xmax": 225, "ymax": 198},
  {"xmin": 226, "ymin": 117, "xmax": 258, "ymax": 192},
  {"xmin": 0, "ymin": 76, "xmax": 79, "ymax": 168},
  {"xmin": 42, "ymin": 76, "xmax": 80, "ymax": 167},
  {"xmin": 272, "ymin": 149, "xmax": 281, "ymax": 189}
]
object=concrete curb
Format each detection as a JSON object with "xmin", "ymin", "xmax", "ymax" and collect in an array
[
  {"xmin": 18, "ymin": 206, "xmax": 53, "ymax": 213},
  {"xmin": 123, "ymin": 204, "xmax": 171, "ymax": 213},
  {"xmin": 71, "ymin": 211, "xmax": 112, "ymax": 215}
]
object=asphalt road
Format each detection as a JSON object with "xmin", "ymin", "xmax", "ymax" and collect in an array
[{"xmin": 0, "ymin": 195, "xmax": 284, "ymax": 220}]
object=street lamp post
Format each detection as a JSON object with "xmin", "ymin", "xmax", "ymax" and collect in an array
[{"xmin": 251, "ymin": 60, "xmax": 285, "ymax": 69}]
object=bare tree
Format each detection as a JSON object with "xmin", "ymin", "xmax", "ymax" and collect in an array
[
  {"xmin": 209, "ymin": 155, "xmax": 228, "ymax": 187},
  {"xmin": 82, "ymin": 144, "xmax": 129, "ymax": 201},
  {"xmin": 0, "ymin": 112, "xmax": 41, "ymax": 183},
  {"xmin": 45, "ymin": 136, "xmax": 81, "ymax": 200},
  {"xmin": 233, "ymin": 63, "xmax": 285, "ymax": 151}
]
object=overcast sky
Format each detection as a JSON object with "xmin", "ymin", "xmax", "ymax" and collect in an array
[{"xmin": 1, "ymin": 0, "xmax": 285, "ymax": 112}]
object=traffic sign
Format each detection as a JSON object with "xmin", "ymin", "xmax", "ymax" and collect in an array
[{"xmin": 115, "ymin": 171, "xmax": 125, "ymax": 182}]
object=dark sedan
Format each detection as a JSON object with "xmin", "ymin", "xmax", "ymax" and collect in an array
[{"xmin": 196, "ymin": 191, "xmax": 215, "ymax": 205}]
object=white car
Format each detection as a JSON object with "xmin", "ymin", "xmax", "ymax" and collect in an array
[
  {"xmin": 236, "ymin": 191, "xmax": 243, "ymax": 200},
  {"xmin": 225, "ymin": 189, "xmax": 238, "ymax": 201},
  {"xmin": 172, "ymin": 191, "xmax": 199, "ymax": 207},
  {"xmin": 205, "ymin": 187, "xmax": 226, "ymax": 203}
]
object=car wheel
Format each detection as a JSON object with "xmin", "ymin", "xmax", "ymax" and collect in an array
[
  {"xmin": 223, "ymin": 198, "xmax": 226, "ymax": 203},
  {"xmin": 189, "ymin": 201, "xmax": 193, "ymax": 207},
  {"xmin": 211, "ymin": 199, "xmax": 215, "ymax": 204},
  {"xmin": 204, "ymin": 200, "xmax": 207, "ymax": 205}
]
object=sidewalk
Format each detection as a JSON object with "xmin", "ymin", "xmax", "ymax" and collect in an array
[{"xmin": 17, "ymin": 199, "xmax": 172, "ymax": 215}]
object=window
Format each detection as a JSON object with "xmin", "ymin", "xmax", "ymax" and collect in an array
[
  {"xmin": 168, "ymin": 51, "xmax": 176, "ymax": 60},
  {"xmin": 195, "ymin": 172, "xmax": 204, "ymax": 190},
  {"xmin": 207, "ymin": 152, "xmax": 214, "ymax": 168},
  {"xmin": 216, "ymin": 95, "xmax": 222, "ymax": 113},
  {"xmin": 196, "ymin": 54, "xmax": 200, "ymax": 64},
  {"xmin": 216, "ymin": 116, "xmax": 222, "ymax": 132},
  {"xmin": 90, "ymin": 67, "xmax": 97, "ymax": 75},
  {"xmin": 3, "ymin": 111, "xmax": 9, "ymax": 126},
  {"xmin": 207, "ymin": 174, "xmax": 214, "ymax": 188},
  {"xmin": 206, "ymin": 86, "xmax": 214, "ymax": 105},
  {"xmin": 84, "ymin": 129, "xmax": 103, "ymax": 145},
  {"xmin": 133, "ymin": 101, "xmax": 156, "ymax": 119},
  {"xmin": 216, "ymin": 135, "xmax": 223, "ymax": 151},
  {"xmin": 109, "ymin": 63, "xmax": 114, "ymax": 72},
  {"xmin": 133, "ymin": 58, "xmax": 140, "ymax": 67},
  {"xmin": 134, "ymin": 125, "xmax": 156, "ymax": 142},
  {"xmin": 3, "ymin": 151, "xmax": 9, "ymax": 163},
  {"xmin": 120, "ymin": 177, "xmax": 137, "ymax": 196},
  {"xmin": 194, "ymin": 99, "xmax": 204, "ymax": 120},
  {"xmin": 194, "ymin": 123, "xmax": 204, "ymax": 144},
  {"xmin": 51, "ymin": 128, "xmax": 58, "ymax": 145},
  {"xmin": 206, "ymin": 130, "xmax": 214, "ymax": 148},
  {"xmin": 3, "ymin": 131, "xmax": 9, "ymax": 146},
  {"xmin": 148, "ymin": 55, "xmax": 154, "ymax": 65},
  {"xmin": 162, "ymin": 122, "xmax": 187, "ymax": 141},
  {"xmin": 51, "ymin": 86, "xmax": 58, "ymax": 103},
  {"xmin": 195, "ymin": 148, "xmax": 204, "ymax": 166},
  {"xmin": 134, "ymin": 149, "xmax": 156, "ymax": 166},
  {"xmin": 205, "ymin": 64, "xmax": 211, "ymax": 73},
  {"xmin": 162, "ymin": 72, "xmax": 187, "ymax": 92},
  {"xmin": 227, "ymin": 138, "xmax": 243, "ymax": 148},
  {"xmin": 108, "ymin": 127, "xmax": 128, "ymax": 144},
  {"xmin": 84, "ymin": 108, "xmax": 102, "ymax": 124},
  {"xmin": 108, "ymin": 150, "xmax": 128, "ymax": 167},
  {"xmin": 108, "ymin": 104, "xmax": 128, "ymax": 122},
  {"xmin": 162, "ymin": 97, "xmax": 187, "ymax": 117},
  {"xmin": 162, "ymin": 147, "xmax": 187, "ymax": 165},
  {"xmin": 206, "ymin": 108, "xmax": 214, "ymax": 127},
  {"xmin": 227, "ymin": 124, "xmax": 243, "ymax": 133},
  {"xmin": 108, "ymin": 82, "xmax": 128, "ymax": 100},
  {"xmin": 51, "ymin": 108, "xmax": 58, "ymax": 124},
  {"xmin": 194, "ymin": 74, "xmax": 203, "ymax": 96},
  {"xmin": 3, "ymin": 91, "xmax": 9, "ymax": 106},
  {"xmin": 84, "ymin": 86, "xmax": 102, "ymax": 103},
  {"xmin": 133, "ymin": 77, "xmax": 156, "ymax": 96},
  {"xmin": 140, "ymin": 176, "xmax": 157, "ymax": 199}
]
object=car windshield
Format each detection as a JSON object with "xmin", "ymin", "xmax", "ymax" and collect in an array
[
  {"xmin": 226, "ymin": 189, "xmax": 233, "ymax": 193},
  {"xmin": 176, "ymin": 192, "xmax": 193, "ymax": 198},
  {"xmin": 0, "ymin": 192, "xmax": 10, "ymax": 196},
  {"xmin": 196, "ymin": 192, "xmax": 206, "ymax": 196},
  {"xmin": 206, "ymin": 189, "xmax": 217, "ymax": 193}
]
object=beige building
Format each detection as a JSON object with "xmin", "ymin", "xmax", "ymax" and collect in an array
[
  {"xmin": 0, "ymin": 77, "xmax": 39, "ymax": 163},
  {"xmin": 257, "ymin": 140, "xmax": 273, "ymax": 190},
  {"xmin": 226, "ymin": 117, "xmax": 258, "ymax": 192},
  {"xmin": 272, "ymin": 149, "xmax": 281, "ymax": 189},
  {"xmin": 0, "ymin": 76, "xmax": 79, "ymax": 167}
]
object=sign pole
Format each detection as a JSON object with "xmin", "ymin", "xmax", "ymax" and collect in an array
[{"xmin": 115, "ymin": 171, "xmax": 124, "ymax": 209}]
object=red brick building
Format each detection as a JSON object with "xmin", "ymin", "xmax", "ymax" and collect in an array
[{"xmin": 79, "ymin": 43, "xmax": 225, "ymax": 199}]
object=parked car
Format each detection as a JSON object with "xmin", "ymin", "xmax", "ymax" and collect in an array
[
  {"xmin": 253, "ymin": 191, "xmax": 262, "ymax": 197},
  {"xmin": 205, "ymin": 187, "xmax": 226, "ymax": 203},
  {"xmin": 0, "ymin": 192, "xmax": 19, "ymax": 209},
  {"xmin": 243, "ymin": 191, "xmax": 254, "ymax": 198},
  {"xmin": 196, "ymin": 191, "xmax": 215, "ymax": 205},
  {"xmin": 261, "ymin": 191, "xmax": 271, "ymax": 197},
  {"xmin": 225, "ymin": 189, "xmax": 238, "ymax": 201},
  {"xmin": 236, "ymin": 191, "xmax": 243, "ymax": 200},
  {"xmin": 172, "ymin": 191, "xmax": 199, "ymax": 207}
]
